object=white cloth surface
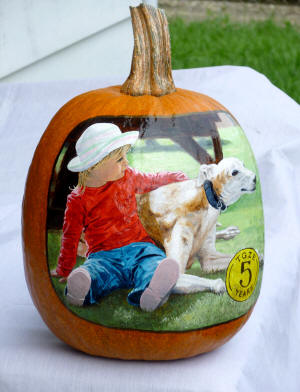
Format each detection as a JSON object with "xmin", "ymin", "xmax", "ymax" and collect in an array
[{"xmin": 0, "ymin": 66, "xmax": 299, "ymax": 392}]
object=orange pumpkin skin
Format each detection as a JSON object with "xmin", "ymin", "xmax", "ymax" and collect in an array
[{"xmin": 22, "ymin": 86, "xmax": 253, "ymax": 360}]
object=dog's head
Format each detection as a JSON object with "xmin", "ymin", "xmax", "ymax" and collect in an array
[{"xmin": 197, "ymin": 157, "xmax": 256, "ymax": 206}]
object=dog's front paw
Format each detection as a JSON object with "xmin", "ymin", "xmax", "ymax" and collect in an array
[
  {"xmin": 216, "ymin": 226, "xmax": 240, "ymax": 241},
  {"xmin": 212, "ymin": 278, "xmax": 226, "ymax": 294}
]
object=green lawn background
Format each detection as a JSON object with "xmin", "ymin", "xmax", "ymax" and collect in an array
[{"xmin": 169, "ymin": 17, "xmax": 300, "ymax": 104}]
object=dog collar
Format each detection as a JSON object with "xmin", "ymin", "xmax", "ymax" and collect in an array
[{"xmin": 203, "ymin": 180, "xmax": 226, "ymax": 212}]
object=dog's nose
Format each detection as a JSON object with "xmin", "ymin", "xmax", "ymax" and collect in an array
[{"xmin": 253, "ymin": 175, "xmax": 256, "ymax": 184}]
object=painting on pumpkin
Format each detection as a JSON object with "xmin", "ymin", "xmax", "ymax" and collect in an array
[{"xmin": 47, "ymin": 110, "xmax": 264, "ymax": 332}]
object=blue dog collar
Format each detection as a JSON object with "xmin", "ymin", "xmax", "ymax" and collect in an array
[{"xmin": 203, "ymin": 180, "xmax": 226, "ymax": 212}]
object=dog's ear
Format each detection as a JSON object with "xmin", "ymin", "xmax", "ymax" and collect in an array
[{"xmin": 196, "ymin": 164, "xmax": 217, "ymax": 187}]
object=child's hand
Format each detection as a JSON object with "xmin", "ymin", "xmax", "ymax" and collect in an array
[{"xmin": 50, "ymin": 268, "xmax": 67, "ymax": 283}]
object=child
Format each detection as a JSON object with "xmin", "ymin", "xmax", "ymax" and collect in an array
[{"xmin": 51, "ymin": 123, "xmax": 188, "ymax": 312}]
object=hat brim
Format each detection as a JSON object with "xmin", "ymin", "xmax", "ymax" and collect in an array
[{"xmin": 67, "ymin": 130, "xmax": 139, "ymax": 172}]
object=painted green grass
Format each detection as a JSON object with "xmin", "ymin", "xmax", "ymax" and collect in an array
[
  {"xmin": 48, "ymin": 124, "xmax": 264, "ymax": 331},
  {"xmin": 169, "ymin": 17, "xmax": 300, "ymax": 103},
  {"xmin": 49, "ymin": 230, "xmax": 262, "ymax": 331}
]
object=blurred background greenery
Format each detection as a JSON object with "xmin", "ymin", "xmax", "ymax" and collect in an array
[{"xmin": 159, "ymin": 0, "xmax": 300, "ymax": 103}]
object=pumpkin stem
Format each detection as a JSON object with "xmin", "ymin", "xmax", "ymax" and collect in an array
[{"xmin": 121, "ymin": 3, "xmax": 176, "ymax": 97}]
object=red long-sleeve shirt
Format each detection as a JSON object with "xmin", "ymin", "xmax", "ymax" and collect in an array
[{"xmin": 56, "ymin": 167, "xmax": 188, "ymax": 277}]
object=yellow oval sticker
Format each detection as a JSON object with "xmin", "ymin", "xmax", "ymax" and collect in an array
[{"xmin": 226, "ymin": 248, "xmax": 259, "ymax": 302}]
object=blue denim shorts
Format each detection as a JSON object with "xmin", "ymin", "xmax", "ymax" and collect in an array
[{"xmin": 80, "ymin": 242, "xmax": 166, "ymax": 306}]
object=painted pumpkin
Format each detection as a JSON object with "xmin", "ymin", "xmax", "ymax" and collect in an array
[{"xmin": 22, "ymin": 4, "xmax": 264, "ymax": 360}]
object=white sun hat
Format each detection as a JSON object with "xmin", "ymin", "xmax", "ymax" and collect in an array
[{"xmin": 67, "ymin": 123, "xmax": 139, "ymax": 172}]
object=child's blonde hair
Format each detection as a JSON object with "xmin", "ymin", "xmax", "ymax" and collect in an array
[{"xmin": 77, "ymin": 144, "xmax": 131, "ymax": 192}]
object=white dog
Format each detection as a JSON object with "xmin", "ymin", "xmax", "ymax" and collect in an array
[{"xmin": 137, "ymin": 157, "xmax": 256, "ymax": 282}]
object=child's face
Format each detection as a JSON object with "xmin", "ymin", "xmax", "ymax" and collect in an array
[{"xmin": 89, "ymin": 150, "xmax": 129, "ymax": 185}]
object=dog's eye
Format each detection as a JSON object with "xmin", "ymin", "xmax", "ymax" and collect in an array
[{"xmin": 232, "ymin": 170, "xmax": 239, "ymax": 176}]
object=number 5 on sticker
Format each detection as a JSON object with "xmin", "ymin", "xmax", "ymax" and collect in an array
[{"xmin": 226, "ymin": 248, "xmax": 259, "ymax": 302}]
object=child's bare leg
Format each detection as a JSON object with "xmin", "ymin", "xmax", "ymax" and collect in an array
[{"xmin": 66, "ymin": 267, "xmax": 91, "ymax": 306}]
